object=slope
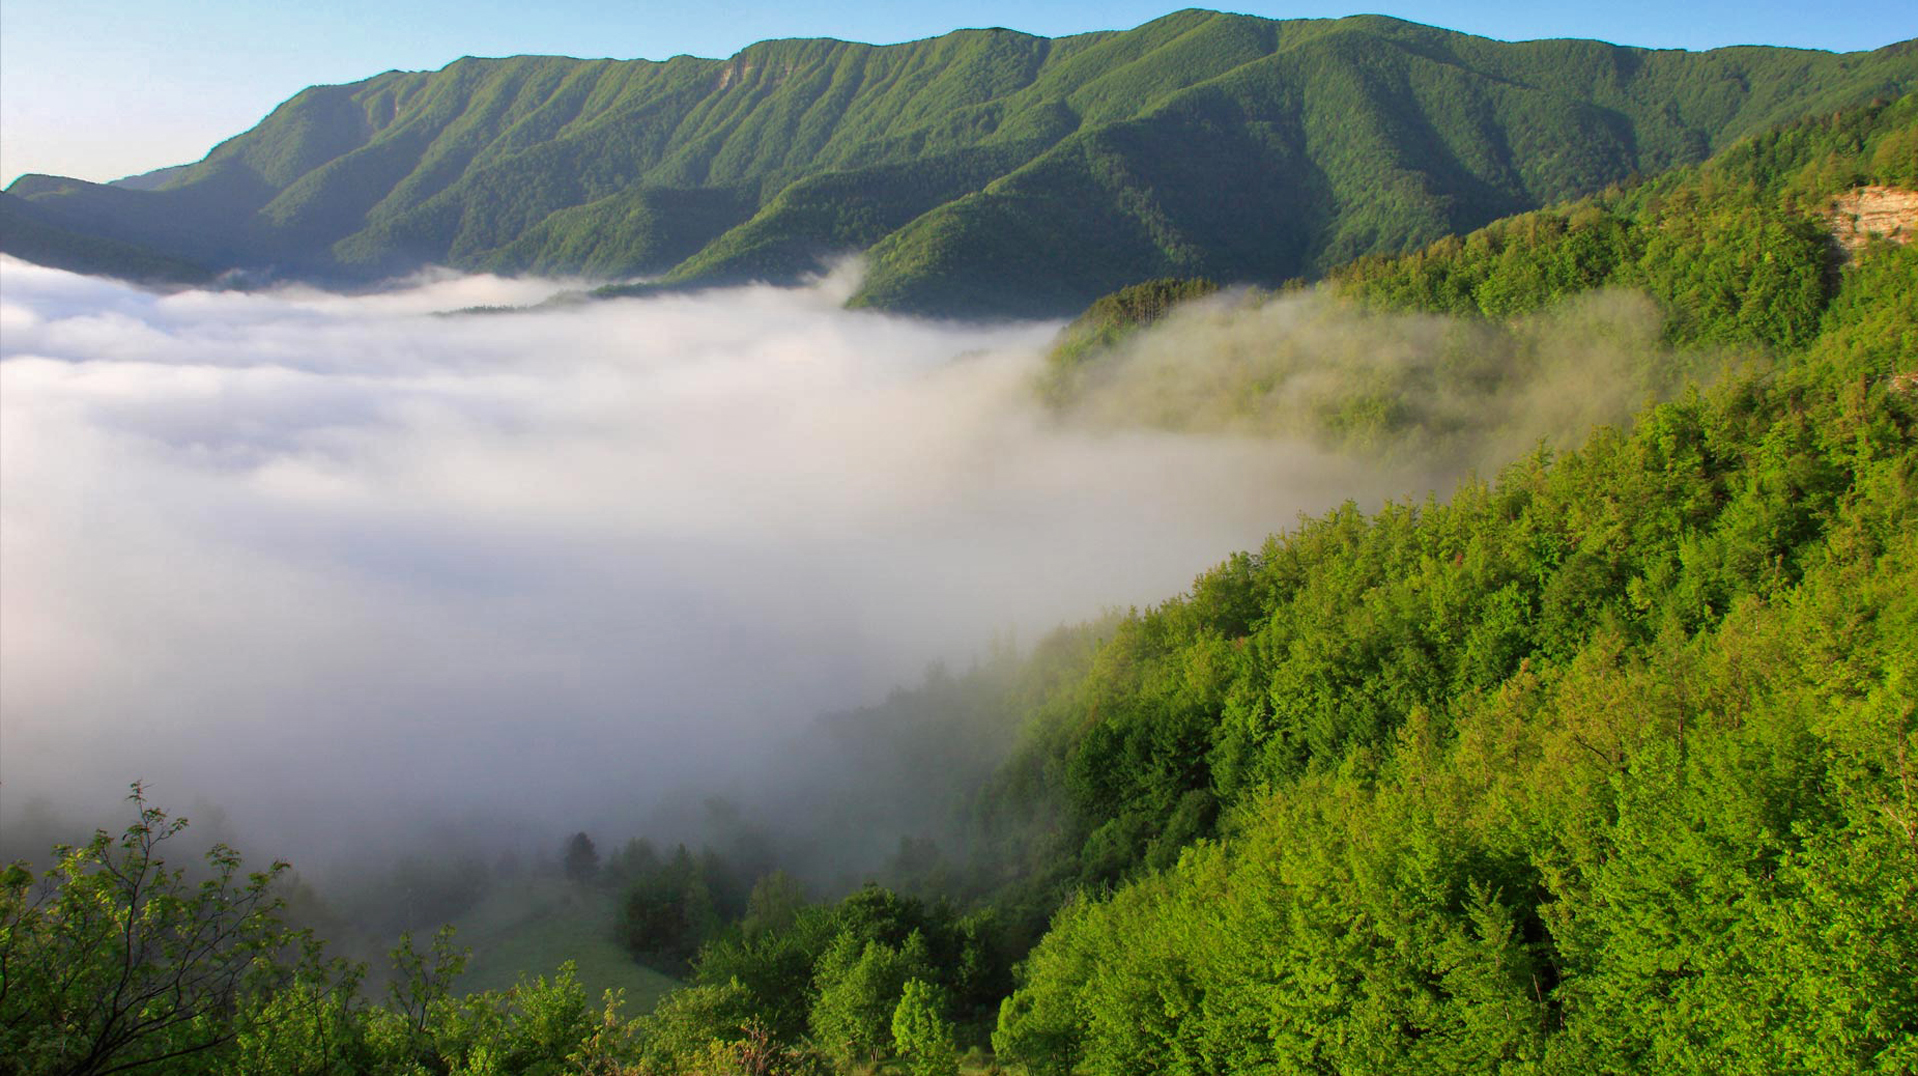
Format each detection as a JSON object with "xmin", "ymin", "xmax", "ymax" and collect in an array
[
  {"xmin": 447, "ymin": 877, "xmax": 680, "ymax": 1009},
  {"xmin": 993, "ymin": 232, "xmax": 1918, "ymax": 1076},
  {"xmin": 971, "ymin": 90, "xmax": 1917, "ymax": 893},
  {"xmin": 970, "ymin": 95, "xmax": 1918, "ymax": 1073},
  {"xmin": 0, "ymin": 192, "xmax": 215, "ymax": 286},
  {"xmin": 7, "ymin": 11, "xmax": 1915, "ymax": 315}
]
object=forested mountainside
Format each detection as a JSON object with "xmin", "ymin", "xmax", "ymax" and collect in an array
[
  {"xmin": 4, "ymin": 9, "xmax": 1915, "ymax": 314},
  {"xmin": 961, "ymin": 93, "xmax": 1918, "ymax": 1075},
  {"xmin": 0, "ymin": 192, "xmax": 217, "ymax": 286}
]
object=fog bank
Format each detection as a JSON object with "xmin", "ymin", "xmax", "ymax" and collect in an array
[
  {"xmin": 1056, "ymin": 286, "xmax": 1716, "ymax": 474},
  {"xmin": 1, "ymin": 258, "xmax": 1421, "ymax": 868}
]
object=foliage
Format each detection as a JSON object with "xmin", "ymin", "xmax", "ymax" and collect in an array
[
  {"xmin": 653, "ymin": 882, "xmax": 1007, "ymax": 1067},
  {"xmin": 980, "ymin": 225, "xmax": 1918, "ymax": 1076},
  {"xmin": 739, "ymin": 872, "xmax": 806, "ymax": 940},
  {"xmin": 617, "ymin": 845, "xmax": 723, "ymax": 974},
  {"xmin": 0, "ymin": 784, "xmax": 313, "ymax": 1076},
  {"xmin": 808, "ymin": 931, "xmax": 930, "ymax": 1069},
  {"xmin": 634, "ymin": 980, "xmax": 757, "ymax": 1074},
  {"xmin": 1333, "ymin": 95, "xmax": 1918, "ymax": 350},
  {"xmin": 891, "ymin": 979, "xmax": 958, "ymax": 1076},
  {"xmin": 0, "ymin": 789, "xmax": 656, "ymax": 1075},
  {"xmin": 1025, "ymin": 98, "xmax": 1915, "ymax": 486}
]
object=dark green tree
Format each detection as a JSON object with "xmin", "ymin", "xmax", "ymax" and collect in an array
[{"xmin": 562, "ymin": 831, "xmax": 600, "ymax": 884}]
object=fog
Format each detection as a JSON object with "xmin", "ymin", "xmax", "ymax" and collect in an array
[
  {"xmin": 1, "ymin": 257, "xmax": 1426, "ymax": 872},
  {"xmin": 1054, "ymin": 285, "xmax": 1710, "ymax": 471}
]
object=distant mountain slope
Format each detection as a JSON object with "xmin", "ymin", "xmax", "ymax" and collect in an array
[
  {"xmin": 7, "ymin": 10, "xmax": 1916, "ymax": 314},
  {"xmin": 0, "ymin": 192, "xmax": 214, "ymax": 286}
]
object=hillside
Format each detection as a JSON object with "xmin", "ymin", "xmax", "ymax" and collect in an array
[
  {"xmin": 6, "ymin": 10, "xmax": 1916, "ymax": 315},
  {"xmin": 447, "ymin": 878, "xmax": 679, "ymax": 1009},
  {"xmin": 987, "ymin": 244, "xmax": 1918, "ymax": 1076},
  {"xmin": 957, "ymin": 95, "xmax": 1918, "ymax": 1074},
  {"xmin": 0, "ymin": 191, "xmax": 215, "ymax": 286}
]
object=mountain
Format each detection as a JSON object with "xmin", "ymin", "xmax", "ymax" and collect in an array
[
  {"xmin": 5, "ymin": 11, "xmax": 1915, "ymax": 314},
  {"xmin": 843, "ymin": 96, "xmax": 1918, "ymax": 1073},
  {"xmin": 0, "ymin": 192, "xmax": 215, "ymax": 286}
]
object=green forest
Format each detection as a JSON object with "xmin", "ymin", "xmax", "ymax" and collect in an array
[
  {"xmin": 4, "ymin": 10, "xmax": 1916, "ymax": 315},
  {"xmin": 4, "ymin": 77, "xmax": 1916, "ymax": 1076}
]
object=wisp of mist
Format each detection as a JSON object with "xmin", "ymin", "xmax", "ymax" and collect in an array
[{"xmin": 0, "ymin": 256, "xmax": 1691, "ymax": 872}]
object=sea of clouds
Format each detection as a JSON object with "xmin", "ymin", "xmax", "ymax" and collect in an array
[{"xmin": 2, "ymin": 257, "xmax": 1411, "ymax": 863}]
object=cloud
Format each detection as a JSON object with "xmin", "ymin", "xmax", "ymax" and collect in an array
[
  {"xmin": 1053, "ymin": 285, "xmax": 1713, "ymax": 476},
  {"xmin": 2, "ymin": 257, "xmax": 1406, "ymax": 866}
]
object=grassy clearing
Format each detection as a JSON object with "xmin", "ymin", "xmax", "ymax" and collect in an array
[{"xmin": 448, "ymin": 876, "xmax": 679, "ymax": 1012}]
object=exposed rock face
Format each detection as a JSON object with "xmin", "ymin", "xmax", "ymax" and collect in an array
[{"xmin": 1830, "ymin": 185, "xmax": 1918, "ymax": 254}]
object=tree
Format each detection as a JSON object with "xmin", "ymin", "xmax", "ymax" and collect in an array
[
  {"xmin": 637, "ymin": 980, "xmax": 756, "ymax": 1073},
  {"xmin": 0, "ymin": 783, "xmax": 316, "ymax": 1076},
  {"xmin": 891, "ymin": 978, "xmax": 958, "ymax": 1076},
  {"xmin": 741, "ymin": 870, "xmax": 807, "ymax": 938},
  {"xmin": 563, "ymin": 831, "xmax": 600, "ymax": 885},
  {"xmin": 618, "ymin": 845, "xmax": 719, "ymax": 972},
  {"xmin": 809, "ymin": 929, "xmax": 929, "ymax": 1069}
]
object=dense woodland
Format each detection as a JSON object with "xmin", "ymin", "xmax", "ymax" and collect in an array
[
  {"xmin": 4, "ymin": 83, "xmax": 1916, "ymax": 1076},
  {"xmin": 5, "ymin": 11, "xmax": 1917, "ymax": 315}
]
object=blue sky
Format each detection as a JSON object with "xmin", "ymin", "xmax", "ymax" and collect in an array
[{"xmin": 3, "ymin": 0, "xmax": 1913, "ymax": 186}]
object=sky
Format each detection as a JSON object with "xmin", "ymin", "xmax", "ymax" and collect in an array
[{"xmin": 2, "ymin": 0, "xmax": 1913, "ymax": 186}]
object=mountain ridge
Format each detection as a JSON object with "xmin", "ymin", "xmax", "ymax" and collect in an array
[{"xmin": 6, "ymin": 10, "xmax": 1916, "ymax": 314}]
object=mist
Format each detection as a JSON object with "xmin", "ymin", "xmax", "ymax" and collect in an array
[
  {"xmin": 0, "ymin": 258, "xmax": 1384, "ymax": 870},
  {"xmin": 1, "ymin": 252, "xmax": 1716, "ymax": 893},
  {"xmin": 1053, "ymin": 285, "xmax": 1719, "ymax": 474}
]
